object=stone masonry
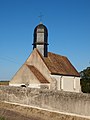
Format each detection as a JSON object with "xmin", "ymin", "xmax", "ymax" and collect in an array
[{"xmin": 0, "ymin": 86, "xmax": 90, "ymax": 117}]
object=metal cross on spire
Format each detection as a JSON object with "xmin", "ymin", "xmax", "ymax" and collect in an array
[{"xmin": 38, "ymin": 13, "xmax": 43, "ymax": 23}]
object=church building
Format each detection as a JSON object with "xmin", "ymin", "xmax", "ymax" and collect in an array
[{"xmin": 9, "ymin": 23, "xmax": 81, "ymax": 92}]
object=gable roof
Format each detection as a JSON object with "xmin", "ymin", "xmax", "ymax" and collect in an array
[
  {"xmin": 27, "ymin": 65, "xmax": 49, "ymax": 83},
  {"xmin": 43, "ymin": 52, "xmax": 80, "ymax": 77}
]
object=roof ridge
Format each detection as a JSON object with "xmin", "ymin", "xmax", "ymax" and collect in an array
[{"xmin": 48, "ymin": 52, "xmax": 67, "ymax": 58}]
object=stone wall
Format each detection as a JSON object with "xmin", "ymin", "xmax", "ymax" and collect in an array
[{"xmin": 0, "ymin": 86, "xmax": 90, "ymax": 118}]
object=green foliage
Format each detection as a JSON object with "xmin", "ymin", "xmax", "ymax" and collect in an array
[
  {"xmin": 80, "ymin": 67, "xmax": 90, "ymax": 93},
  {"xmin": 0, "ymin": 116, "xmax": 6, "ymax": 120}
]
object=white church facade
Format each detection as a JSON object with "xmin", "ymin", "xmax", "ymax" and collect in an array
[{"xmin": 9, "ymin": 23, "xmax": 81, "ymax": 92}]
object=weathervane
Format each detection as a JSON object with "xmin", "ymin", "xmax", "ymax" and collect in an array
[{"xmin": 38, "ymin": 13, "xmax": 43, "ymax": 23}]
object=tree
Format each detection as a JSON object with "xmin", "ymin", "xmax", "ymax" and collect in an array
[{"xmin": 80, "ymin": 67, "xmax": 90, "ymax": 93}]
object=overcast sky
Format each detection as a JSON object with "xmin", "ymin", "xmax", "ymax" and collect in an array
[{"xmin": 0, "ymin": 0, "xmax": 90, "ymax": 80}]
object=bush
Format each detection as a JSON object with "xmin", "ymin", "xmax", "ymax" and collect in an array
[{"xmin": 80, "ymin": 67, "xmax": 90, "ymax": 93}]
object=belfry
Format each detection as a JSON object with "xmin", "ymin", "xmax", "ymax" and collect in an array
[{"xmin": 33, "ymin": 23, "xmax": 48, "ymax": 57}]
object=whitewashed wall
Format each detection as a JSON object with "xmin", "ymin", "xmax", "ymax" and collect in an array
[{"xmin": 51, "ymin": 75, "xmax": 81, "ymax": 92}]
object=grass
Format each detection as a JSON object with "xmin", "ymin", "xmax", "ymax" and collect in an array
[{"xmin": 0, "ymin": 81, "xmax": 9, "ymax": 86}]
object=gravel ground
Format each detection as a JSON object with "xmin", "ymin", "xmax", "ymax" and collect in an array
[
  {"xmin": 0, "ymin": 102, "xmax": 89, "ymax": 120},
  {"xmin": 0, "ymin": 108, "xmax": 40, "ymax": 120}
]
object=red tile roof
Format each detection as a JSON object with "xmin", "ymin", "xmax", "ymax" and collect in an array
[
  {"xmin": 44, "ymin": 52, "xmax": 80, "ymax": 77},
  {"xmin": 27, "ymin": 65, "xmax": 49, "ymax": 83}
]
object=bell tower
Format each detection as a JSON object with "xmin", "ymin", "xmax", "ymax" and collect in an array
[{"xmin": 32, "ymin": 23, "xmax": 48, "ymax": 57}]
